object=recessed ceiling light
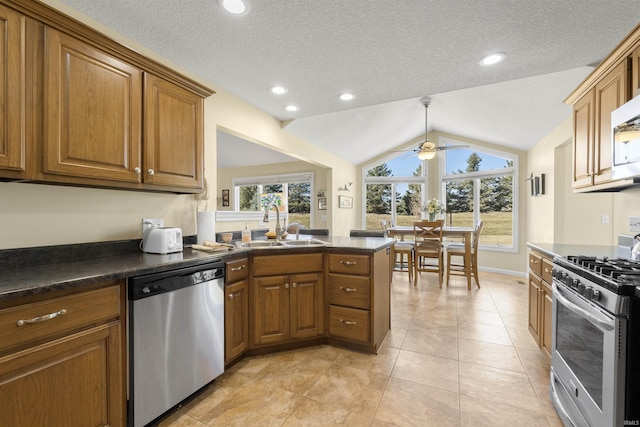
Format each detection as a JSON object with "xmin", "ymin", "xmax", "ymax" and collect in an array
[
  {"xmin": 339, "ymin": 93, "xmax": 355, "ymax": 101},
  {"xmin": 271, "ymin": 86, "xmax": 287, "ymax": 95},
  {"xmin": 285, "ymin": 105, "xmax": 299, "ymax": 112},
  {"xmin": 219, "ymin": 0, "xmax": 248, "ymax": 15},
  {"xmin": 479, "ymin": 53, "xmax": 505, "ymax": 66}
]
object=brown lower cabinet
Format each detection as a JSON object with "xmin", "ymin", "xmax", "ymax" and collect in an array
[
  {"xmin": 0, "ymin": 283, "xmax": 124, "ymax": 427},
  {"xmin": 225, "ymin": 258, "xmax": 249, "ymax": 364},
  {"xmin": 528, "ymin": 250, "xmax": 553, "ymax": 359},
  {"xmin": 252, "ymin": 253, "xmax": 324, "ymax": 347}
]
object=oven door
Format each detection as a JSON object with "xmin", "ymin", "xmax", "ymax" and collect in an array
[{"xmin": 550, "ymin": 282, "xmax": 626, "ymax": 427}]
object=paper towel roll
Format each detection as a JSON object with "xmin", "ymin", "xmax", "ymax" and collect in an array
[{"xmin": 197, "ymin": 211, "xmax": 216, "ymax": 244}]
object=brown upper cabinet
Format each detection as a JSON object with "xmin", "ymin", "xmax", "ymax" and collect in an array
[
  {"xmin": 0, "ymin": 0, "xmax": 212, "ymax": 193},
  {"xmin": 566, "ymin": 24, "xmax": 640, "ymax": 192},
  {"xmin": 0, "ymin": 5, "xmax": 27, "ymax": 178}
]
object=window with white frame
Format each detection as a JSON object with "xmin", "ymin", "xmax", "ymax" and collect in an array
[
  {"xmin": 441, "ymin": 138, "xmax": 517, "ymax": 250},
  {"xmin": 233, "ymin": 173, "xmax": 314, "ymax": 227},
  {"xmin": 362, "ymin": 155, "xmax": 426, "ymax": 230}
]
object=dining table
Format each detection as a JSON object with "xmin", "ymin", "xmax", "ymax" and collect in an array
[{"xmin": 386, "ymin": 225, "xmax": 475, "ymax": 290}]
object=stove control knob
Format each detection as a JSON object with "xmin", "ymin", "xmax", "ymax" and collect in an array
[
  {"xmin": 577, "ymin": 282, "xmax": 586, "ymax": 293},
  {"xmin": 585, "ymin": 287, "xmax": 601, "ymax": 301}
]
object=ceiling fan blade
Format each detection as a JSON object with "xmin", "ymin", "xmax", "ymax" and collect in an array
[{"xmin": 435, "ymin": 145, "xmax": 469, "ymax": 151}]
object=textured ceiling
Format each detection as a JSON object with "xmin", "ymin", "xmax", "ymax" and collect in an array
[{"xmin": 55, "ymin": 0, "xmax": 640, "ymax": 165}]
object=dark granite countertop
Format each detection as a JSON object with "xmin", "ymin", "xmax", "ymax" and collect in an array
[
  {"xmin": 0, "ymin": 236, "xmax": 393, "ymax": 303},
  {"xmin": 527, "ymin": 242, "xmax": 631, "ymax": 260}
]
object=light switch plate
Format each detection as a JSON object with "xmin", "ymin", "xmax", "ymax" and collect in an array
[
  {"xmin": 142, "ymin": 218, "xmax": 164, "ymax": 233},
  {"xmin": 630, "ymin": 216, "xmax": 640, "ymax": 232}
]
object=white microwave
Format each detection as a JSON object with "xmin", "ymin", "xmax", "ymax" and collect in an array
[{"xmin": 612, "ymin": 95, "xmax": 640, "ymax": 180}]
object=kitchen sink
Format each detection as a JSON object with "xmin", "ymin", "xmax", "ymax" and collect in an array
[
  {"xmin": 238, "ymin": 240, "xmax": 285, "ymax": 248},
  {"xmin": 283, "ymin": 239, "xmax": 327, "ymax": 246}
]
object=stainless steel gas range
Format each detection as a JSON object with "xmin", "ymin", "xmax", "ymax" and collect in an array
[{"xmin": 551, "ymin": 256, "xmax": 640, "ymax": 427}]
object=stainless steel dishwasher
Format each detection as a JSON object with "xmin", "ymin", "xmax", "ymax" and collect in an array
[{"xmin": 127, "ymin": 261, "xmax": 225, "ymax": 427}]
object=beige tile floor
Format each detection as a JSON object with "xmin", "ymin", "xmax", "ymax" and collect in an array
[{"xmin": 158, "ymin": 271, "xmax": 564, "ymax": 426}]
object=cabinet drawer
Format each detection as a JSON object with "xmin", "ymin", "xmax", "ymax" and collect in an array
[
  {"xmin": 528, "ymin": 252, "xmax": 542, "ymax": 277},
  {"xmin": 328, "ymin": 254, "xmax": 370, "ymax": 275},
  {"xmin": 541, "ymin": 258, "xmax": 553, "ymax": 284},
  {"xmin": 328, "ymin": 274, "xmax": 370, "ymax": 309},
  {"xmin": 0, "ymin": 285, "xmax": 120, "ymax": 354},
  {"xmin": 328, "ymin": 305, "xmax": 369, "ymax": 343},
  {"xmin": 226, "ymin": 258, "xmax": 248, "ymax": 283},
  {"xmin": 253, "ymin": 253, "xmax": 323, "ymax": 276}
]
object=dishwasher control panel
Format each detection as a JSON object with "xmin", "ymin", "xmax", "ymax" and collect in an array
[{"xmin": 128, "ymin": 262, "xmax": 225, "ymax": 300}]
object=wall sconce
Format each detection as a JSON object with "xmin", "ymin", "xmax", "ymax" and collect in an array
[
  {"xmin": 525, "ymin": 173, "xmax": 545, "ymax": 196},
  {"xmin": 338, "ymin": 182, "xmax": 352, "ymax": 192}
]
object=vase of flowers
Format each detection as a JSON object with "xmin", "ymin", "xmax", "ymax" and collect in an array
[{"xmin": 423, "ymin": 198, "xmax": 445, "ymax": 221}]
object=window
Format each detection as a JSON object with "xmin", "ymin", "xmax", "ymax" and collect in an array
[
  {"xmin": 233, "ymin": 173, "xmax": 313, "ymax": 227},
  {"xmin": 441, "ymin": 138, "xmax": 517, "ymax": 249},
  {"xmin": 363, "ymin": 156, "xmax": 425, "ymax": 230}
]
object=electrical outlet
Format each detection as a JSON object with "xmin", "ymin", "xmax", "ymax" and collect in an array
[
  {"xmin": 630, "ymin": 216, "xmax": 640, "ymax": 232},
  {"xmin": 142, "ymin": 218, "xmax": 163, "ymax": 233},
  {"xmin": 601, "ymin": 214, "xmax": 609, "ymax": 224}
]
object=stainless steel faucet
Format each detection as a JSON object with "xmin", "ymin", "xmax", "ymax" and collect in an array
[{"xmin": 263, "ymin": 202, "xmax": 287, "ymax": 240}]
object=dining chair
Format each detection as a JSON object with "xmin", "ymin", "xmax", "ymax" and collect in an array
[
  {"xmin": 413, "ymin": 220, "xmax": 444, "ymax": 287},
  {"xmin": 446, "ymin": 220, "xmax": 484, "ymax": 288},
  {"xmin": 391, "ymin": 240, "xmax": 414, "ymax": 282}
]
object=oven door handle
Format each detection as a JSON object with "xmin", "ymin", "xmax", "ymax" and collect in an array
[{"xmin": 553, "ymin": 282, "xmax": 615, "ymax": 332}]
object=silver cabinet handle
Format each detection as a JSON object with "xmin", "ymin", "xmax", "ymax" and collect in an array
[
  {"xmin": 148, "ymin": 169, "xmax": 155, "ymax": 176},
  {"xmin": 292, "ymin": 282, "xmax": 297, "ymax": 288},
  {"xmin": 285, "ymin": 283, "xmax": 289, "ymax": 289},
  {"xmin": 17, "ymin": 309, "xmax": 67, "ymax": 326},
  {"xmin": 339, "ymin": 319, "xmax": 357, "ymax": 325},
  {"xmin": 339, "ymin": 286, "xmax": 356, "ymax": 292},
  {"xmin": 544, "ymin": 267, "xmax": 550, "ymax": 273},
  {"xmin": 228, "ymin": 294, "xmax": 234, "ymax": 300},
  {"xmin": 230, "ymin": 265, "xmax": 246, "ymax": 272},
  {"xmin": 340, "ymin": 260, "xmax": 357, "ymax": 265},
  {"xmin": 134, "ymin": 167, "xmax": 141, "ymax": 174}
]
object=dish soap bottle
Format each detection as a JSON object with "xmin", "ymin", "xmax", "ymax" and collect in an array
[{"xmin": 241, "ymin": 222, "xmax": 251, "ymax": 243}]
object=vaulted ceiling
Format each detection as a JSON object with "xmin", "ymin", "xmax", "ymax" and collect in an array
[{"xmin": 56, "ymin": 0, "xmax": 640, "ymax": 165}]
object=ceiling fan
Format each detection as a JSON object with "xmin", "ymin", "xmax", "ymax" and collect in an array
[{"xmin": 398, "ymin": 97, "xmax": 468, "ymax": 160}]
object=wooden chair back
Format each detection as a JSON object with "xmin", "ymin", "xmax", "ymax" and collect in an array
[{"xmin": 413, "ymin": 220, "xmax": 444, "ymax": 247}]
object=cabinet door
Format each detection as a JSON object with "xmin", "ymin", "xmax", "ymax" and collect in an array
[
  {"xmin": 44, "ymin": 27, "xmax": 142, "ymax": 182},
  {"xmin": 528, "ymin": 275, "xmax": 541, "ymax": 344},
  {"xmin": 0, "ymin": 5, "xmax": 26, "ymax": 176},
  {"xmin": 290, "ymin": 272, "xmax": 323, "ymax": 339},
  {"xmin": 572, "ymin": 89, "xmax": 595, "ymax": 188},
  {"xmin": 143, "ymin": 73, "xmax": 203, "ymax": 189},
  {"xmin": 253, "ymin": 275, "xmax": 289, "ymax": 345},
  {"xmin": 594, "ymin": 60, "xmax": 629, "ymax": 184},
  {"xmin": 632, "ymin": 45, "xmax": 640, "ymax": 98},
  {"xmin": 225, "ymin": 279, "xmax": 248, "ymax": 362},
  {"xmin": 541, "ymin": 284, "xmax": 553, "ymax": 359},
  {"xmin": 0, "ymin": 322, "xmax": 123, "ymax": 427}
]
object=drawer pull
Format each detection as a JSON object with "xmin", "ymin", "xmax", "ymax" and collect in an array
[
  {"xmin": 17, "ymin": 309, "xmax": 67, "ymax": 326},
  {"xmin": 230, "ymin": 265, "xmax": 246, "ymax": 272},
  {"xmin": 544, "ymin": 267, "xmax": 550, "ymax": 273},
  {"xmin": 340, "ymin": 260, "xmax": 357, "ymax": 266},
  {"xmin": 339, "ymin": 286, "xmax": 357, "ymax": 292},
  {"xmin": 339, "ymin": 319, "xmax": 357, "ymax": 325},
  {"xmin": 228, "ymin": 294, "xmax": 234, "ymax": 300}
]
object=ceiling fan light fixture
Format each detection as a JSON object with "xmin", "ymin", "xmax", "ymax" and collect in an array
[
  {"xmin": 417, "ymin": 150, "xmax": 437, "ymax": 160},
  {"xmin": 479, "ymin": 52, "xmax": 505, "ymax": 66}
]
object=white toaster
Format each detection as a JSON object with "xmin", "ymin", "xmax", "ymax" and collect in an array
[{"xmin": 142, "ymin": 227, "xmax": 183, "ymax": 254}]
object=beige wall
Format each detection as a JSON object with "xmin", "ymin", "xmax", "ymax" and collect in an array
[{"xmin": 527, "ymin": 115, "xmax": 640, "ymax": 248}]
